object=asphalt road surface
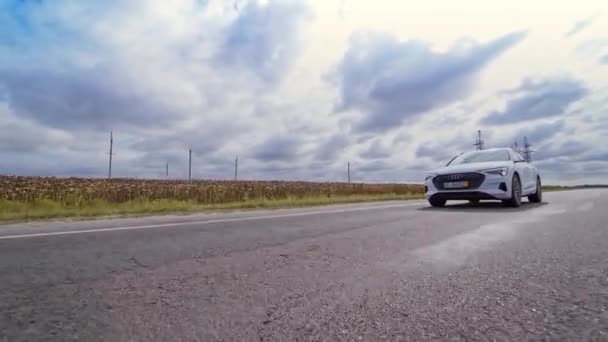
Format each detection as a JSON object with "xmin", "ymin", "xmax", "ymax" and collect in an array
[{"xmin": 1, "ymin": 189, "xmax": 607, "ymax": 341}]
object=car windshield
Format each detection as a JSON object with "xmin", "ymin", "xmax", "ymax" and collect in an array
[{"xmin": 447, "ymin": 150, "xmax": 510, "ymax": 165}]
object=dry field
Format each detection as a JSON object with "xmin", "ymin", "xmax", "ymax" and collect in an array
[
  {"xmin": 0, "ymin": 176, "xmax": 424, "ymax": 204},
  {"xmin": 0, "ymin": 176, "xmax": 425, "ymax": 221}
]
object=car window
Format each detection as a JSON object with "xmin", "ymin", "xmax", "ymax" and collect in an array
[
  {"xmin": 511, "ymin": 151, "xmax": 525, "ymax": 162},
  {"xmin": 447, "ymin": 150, "xmax": 511, "ymax": 165}
]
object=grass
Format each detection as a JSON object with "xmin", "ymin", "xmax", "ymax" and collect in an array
[
  {"xmin": 3, "ymin": 185, "xmax": 601, "ymax": 223},
  {"xmin": 0, "ymin": 193, "xmax": 424, "ymax": 223},
  {"xmin": 542, "ymin": 184, "xmax": 608, "ymax": 192}
]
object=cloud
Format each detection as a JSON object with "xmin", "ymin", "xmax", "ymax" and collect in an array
[
  {"xmin": 0, "ymin": 122, "xmax": 69, "ymax": 153},
  {"xmin": 415, "ymin": 144, "xmax": 455, "ymax": 164},
  {"xmin": 482, "ymin": 77, "xmax": 587, "ymax": 125},
  {"xmin": 0, "ymin": 1, "xmax": 606, "ymax": 184},
  {"xmin": 216, "ymin": 0, "xmax": 311, "ymax": 84},
  {"xmin": 580, "ymin": 161, "xmax": 608, "ymax": 173},
  {"xmin": 356, "ymin": 160, "xmax": 392, "ymax": 173},
  {"xmin": 0, "ymin": 0, "xmax": 316, "ymax": 178},
  {"xmin": 415, "ymin": 132, "xmax": 475, "ymax": 161},
  {"xmin": 576, "ymin": 37, "xmax": 608, "ymax": 55},
  {"xmin": 534, "ymin": 140, "xmax": 590, "ymax": 161},
  {"xmin": 128, "ymin": 116, "xmax": 249, "ymax": 156},
  {"xmin": 533, "ymin": 144, "xmax": 585, "ymax": 178},
  {"xmin": 0, "ymin": 67, "xmax": 185, "ymax": 131},
  {"xmin": 534, "ymin": 155, "xmax": 608, "ymax": 184},
  {"xmin": 414, "ymin": 132, "xmax": 480, "ymax": 166},
  {"xmin": 315, "ymin": 133, "xmax": 351, "ymax": 161},
  {"xmin": 575, "ymin": 37, "xmax": 608, "ymax": 65},
  {"xmin": 538, "ymin": 160, "xmax": 608, "ymax": 180},
  {"xmin": 573, "ymin": 150, "xmax": 608, "ymax": 163},
  {"xmin": 577, "ymin": 151, "xmax": 608, "ymax": 163},
  {"xmin": 252, "ymin": 135, "xmax": 304, "ymax": 162},
  {"xmin": 491, "ymin": 134, "xmax": 608, "ymax": 183},
  {"xmin": 359, "ymin": 138, "xmax": 392, "ymax": 159},
  {"xmin": 0, "ymin": 1, "xmax": 212, "ymax": 132},
  {"xmin": 330, "ymin": 30, "xmax": 527, "ymax": 133},
  {"xmin": 518, "ymin": 120, "xmax": 567, "ymax": 143},
  {"xmin": 493, "ymin": 120, "xmax": 567, "ymax": 148},
  {"xmin": 594, "ymin": 115, "xmax": 608, "ymax": 131},
  {"xmin": 564, "ymin": 15, "xmax": 597, "ymax": 38},
  {"xmin": 337, "ymin": 0, "xmax": 350, "ymax": 18},
  {"xmin": 0, "ymin": 0, "xmax": 311, "ymax": 133},
  {"xmin": 1, "ymin": 154, "xmax": 105, "ymax": 178}
]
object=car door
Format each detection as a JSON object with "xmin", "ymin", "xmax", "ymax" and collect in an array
[
  {"xmin": 511, "ymin": 151, "xmax": 532, "ymax": 193},
  {"xmin": 520, "ymin": 154, "xmax": 536, "ymax": 194},
  {"xmin": 525, "ymin": 163, "xmax": 539, "ymax": 193}
]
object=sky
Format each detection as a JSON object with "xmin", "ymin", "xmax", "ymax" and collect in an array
[{"xmin": 1, "ymin": 0, "xmax": 607, "ymax": 185}]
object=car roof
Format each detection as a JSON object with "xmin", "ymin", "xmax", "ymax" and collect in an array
[{"xmin": 462, "ymin": 147, "xmax": 513, "ymax": 153}]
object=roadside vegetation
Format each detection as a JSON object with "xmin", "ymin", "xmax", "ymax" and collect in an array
[
  {"xmin": 1, "ymin": 176, "xmax": 603, "ymax": 222},
  {"xmin": 542, "ymin": 184, "xmax": 608, "ymax": 192},
  {"xmin": 0, "ymin": 176, "xmax": 424, "ymax": 222}
]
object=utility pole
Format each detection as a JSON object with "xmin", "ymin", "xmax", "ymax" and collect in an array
[
  {"xmin": 473, "ymin": 130, "xmax": 484, "ymax": 150},
  {"xmin": 347, "ymin": 162, "xmax": 351, "ymax": 183},
  {"xmin": 108, "ymin": 131, "xmax": 113, "ymax": 179},
  {"xmin": 166, "ymin": 162, "xmax": 169, "ymax": 178},
  {"xmin": 188, "ymin": 149, "xmax": 192, "ymax": 182},
  {"xmin": 234, "ymin": 156, "xmax": 238, "ymax": 181}
]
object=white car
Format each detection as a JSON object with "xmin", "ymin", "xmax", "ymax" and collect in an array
[{"xmin": 424, "ymin": 148, "xmax": 542, "ymax": 208}]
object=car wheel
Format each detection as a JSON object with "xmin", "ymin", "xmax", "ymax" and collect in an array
[
  {"xmin": 503, "ymin": 174, "xmax": 522, "ymax": 208},
  {"xmin": 528, "ymin": 176, "xmax": 542, "ymax": 203},
  {"xmin": 429, "ymin": 198, "xmax": 446, "ymax": 207},
  {"xmin": 469, "ymin": 199, "xmax": 480, "ymax": 205}
]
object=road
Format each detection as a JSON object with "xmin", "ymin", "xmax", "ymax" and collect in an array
[{"xmin": 1, "ymin": 189, "xmax": 607, "ymax": 341}]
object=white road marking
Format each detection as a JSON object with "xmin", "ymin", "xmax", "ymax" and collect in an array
[{"xmin": 0, "ymin": 201, "xmax": 425, "ymax": 240}]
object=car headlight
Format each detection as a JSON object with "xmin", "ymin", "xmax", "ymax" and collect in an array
[
  {"xmin": 479, "ymin": 167, "xmax": 508, "ymax": 176},
  {"xmin": 425, "ymin": 173, "xmax": 436, "ymax": 181}
]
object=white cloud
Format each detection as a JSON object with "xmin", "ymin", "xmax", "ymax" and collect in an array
[{"xmin": 0, "ymin": 0, "xmax": 607, "ymax": 184}]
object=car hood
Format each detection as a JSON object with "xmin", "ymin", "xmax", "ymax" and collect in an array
[{"xmin": 428, "ymin": 161, "xmax": 514, "ymax": 175}]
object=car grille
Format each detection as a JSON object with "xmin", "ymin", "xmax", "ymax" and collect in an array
[{"xmin": 433, "ymin": 172, "xmax": 485, "ymax": 190}]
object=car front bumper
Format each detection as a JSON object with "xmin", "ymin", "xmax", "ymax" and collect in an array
[{"xmin": 425, "ymin": 173, "xmax": 512, "ymax": 201}]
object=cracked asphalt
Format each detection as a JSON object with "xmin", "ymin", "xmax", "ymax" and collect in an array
[{"xmin": 1, "ymin": 189, "xmax": 607, "ymax": 341}]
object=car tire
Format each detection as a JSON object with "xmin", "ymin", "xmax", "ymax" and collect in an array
[
  {"xmin": 503, "ymin": 174, "xmax": 522, "ymax": 208},
  {"xmin": 528, "ymin": 176, "xmax": 542, "ymax": 203},
  {"xmin": 429, "ymin": 198, "xmax": 446, "ymax": 207},
  {"xmin": 469, "ymin": 199, "xmax": 480, "ymax": 205}
]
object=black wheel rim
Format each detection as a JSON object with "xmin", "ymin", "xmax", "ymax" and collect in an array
[{"xmin": 514, "ymin": 178, "xmax": 521, "ymax": 200}]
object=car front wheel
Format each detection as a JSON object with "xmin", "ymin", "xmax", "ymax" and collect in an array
[
  {"xmin": 502, "ymin": 174, "xmax": 522, "ymax": 208},
  {"xmin": 429, "ymin": 198, "xmax": 446, "ymax": 207}
]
